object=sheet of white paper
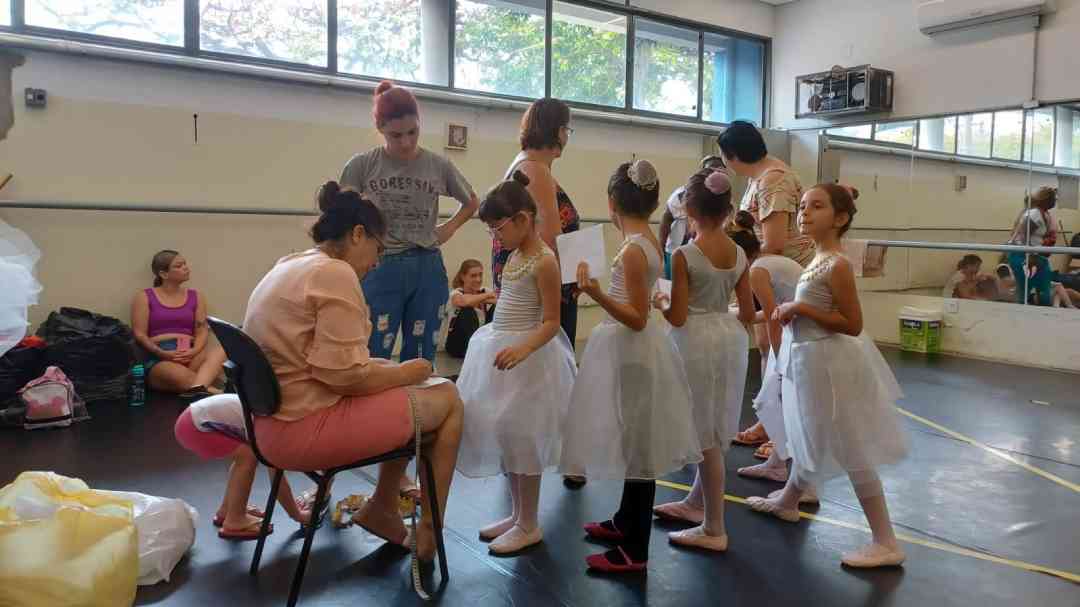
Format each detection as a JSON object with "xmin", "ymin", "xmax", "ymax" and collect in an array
[
  {"xmin": 556, "ymin": 224, "xmax": 607, "ymax": 285},
  {"xmin": 656, "ymin": 278, "xmax": 672, "ymax": 311},
  {"xmin": 416, "ymin": 377, "xmax": 451, "ymax": 389}
]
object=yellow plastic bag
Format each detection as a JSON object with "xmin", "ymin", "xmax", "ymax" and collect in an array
[{"xmin": 0, "ymin": 471, "xmax": 138, "ymax": 607}]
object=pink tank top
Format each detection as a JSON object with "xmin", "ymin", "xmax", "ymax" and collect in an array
[{"xmin": 145, "ymin": 288, "xmax": 198, "ymax": 337}]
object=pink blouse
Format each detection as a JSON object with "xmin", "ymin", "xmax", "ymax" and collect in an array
[{"xmin": 243, "ymin": 249, "xmax": 373, "ymax": 421}]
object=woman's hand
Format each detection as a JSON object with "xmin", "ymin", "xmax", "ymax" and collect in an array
[
  {"xmin": 484, "ymin": 291, "xmax": 499, "ymax": 305},
  {"xmin": 576, "ymin": 262, "xmax": 601, "ymax": 298},
  {"xmin": 494, "ymin": 343, "xmax": 534, "ymax": 370},
  {"xmin": 652, "ymin": 291, "xmax": 671, "ymax": 311},
  {"xmin": 773, "ymin": 302, "xmax": 800, "ymax": 325},
  {"xmin": 401, "ymin": 358, "xmax": 433, "ymax": 383}
]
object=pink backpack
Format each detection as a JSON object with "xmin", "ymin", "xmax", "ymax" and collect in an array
[{"xmin": 20, "ymin": 366, "xmax": 87, "ymax": 430}]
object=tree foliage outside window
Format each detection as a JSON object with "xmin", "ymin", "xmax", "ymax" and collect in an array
[
  {"xmin": 26, "ymin": 0, "xmax": 184, "ymax": 45},
  {"xmin": 17, "ymin": 0, "xmax": 765, "ymax": 124}
]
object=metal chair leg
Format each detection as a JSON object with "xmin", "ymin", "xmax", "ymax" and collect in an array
[
  {"xmin": 251, "ymin": 468, "xmax": 284, "ymax": 575},
  {"xmin": 421, "ymin": 456, "xmax": 449, "ymax": 587},
  {"xmin": 286, "ymin": 475, "xmax": 331, "ymax": 607}
]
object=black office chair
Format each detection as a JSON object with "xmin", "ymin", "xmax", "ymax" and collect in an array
[{"xmin": 208, "ymin": 317, "xmax": 448, "ymax": 606}]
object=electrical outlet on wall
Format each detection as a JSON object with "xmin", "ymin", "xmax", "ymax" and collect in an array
[
  {"xmin": 24, "ymin": 88, "xmax": 46, "ymax": 108},
  {"xmin": 944, "ymin": 300, "xmax": 959, "ymax": 314},
  {"xmin": 954, "ymin": 175, "xmax": 967, "ymax": 192}
]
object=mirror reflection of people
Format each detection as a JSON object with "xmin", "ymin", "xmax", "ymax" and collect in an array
[
  {"xmin": 943, "ymin": 255, "xmax": 983, "ymax": 299},
  {"xmin": 444, "ymin": 260, "xmax": 496, "ymax": 359},
  {"xmin": 1005, "ymin": 187, "xmax": 1057, "ymax": 305}
]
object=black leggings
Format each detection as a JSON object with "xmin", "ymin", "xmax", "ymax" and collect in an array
[{"xmin": 612, "ymin": 480, "xmax": 657, "ymax": 562}]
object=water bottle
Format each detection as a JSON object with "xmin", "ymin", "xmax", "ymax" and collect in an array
[{"xmin": 130, "ymin": 364, "xmax": 146, "ymax": 407}]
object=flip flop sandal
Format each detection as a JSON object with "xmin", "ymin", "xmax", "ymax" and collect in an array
[
  {"xmin": 218, "ymin": 519, "xmax": 273, "ymax": 541},
  {"xmin": 333, "ymin": 494, "xmax": 368, "ymax": 529},
  {"xmin": 754, "ymin": 441, "xmax": 775, "ymax": 460},
  {"xmin": 213, "ymin": 505, "xmax": 264, "ymax": 527},
  {"xmin": 585, "ymin": 546, "xmax": 646, "ymax": 573},
  {"xmin": 732, "ymin": 425, "xmax": 769, "ymax": 446}
]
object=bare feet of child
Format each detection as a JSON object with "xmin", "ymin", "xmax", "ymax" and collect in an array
[{"xmin": 489, "ymin": 525, "xmax": 542, "ymax": 555}]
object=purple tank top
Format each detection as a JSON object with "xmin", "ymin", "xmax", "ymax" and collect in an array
[{"xmin": 145, "ymin": 288, "xmax": 198, "ymax": 337}]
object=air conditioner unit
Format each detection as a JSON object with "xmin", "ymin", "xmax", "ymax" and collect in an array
[{"xmin": 916, "ymin": 0, "xmax": 1049, "ymax": 35}]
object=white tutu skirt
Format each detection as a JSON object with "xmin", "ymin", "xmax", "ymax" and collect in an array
[
  {"xmin": 669, "ymin": 313, "xmax": 749, "ymax": 452},
  {"xmin": 455, "ymin": 325, "xmax": 577, "ymax": 478},
  {"xmin": 0, "ymin": 220, "xmax": 42, "ymax": 358},
  {"xmin": 782, "ymin": 332, "xmax": 908, "ymax": 486},
  {"xmin": 560, "ymin": 320, "xmax": 701, "ymax": 480},
  {"xmin": 753, "ymin": 348, "xmax": 788, "ymax": 461}
]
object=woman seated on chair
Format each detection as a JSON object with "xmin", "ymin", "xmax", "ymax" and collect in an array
[
  {"xmin": 131, "ymin": 250, "xmax": 227, "ymax": 398},
  {"xmin": 242, "ymin": 181, "xmax": 464, "ymax": 561}
]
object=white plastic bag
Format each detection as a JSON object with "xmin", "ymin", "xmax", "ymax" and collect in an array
[{"xmin": 100, "ymin": 490, "xmax": 198, "ymax": 586}]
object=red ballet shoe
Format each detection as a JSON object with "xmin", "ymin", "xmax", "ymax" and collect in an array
[
  {"xmin": 586, "ymin": 546, "xmax": 647, "ymax": 574},
  {"xmin": 584, "ymin": 520, "xmax": 625, "ymax": 542}
]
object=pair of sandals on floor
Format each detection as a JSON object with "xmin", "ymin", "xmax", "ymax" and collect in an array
[{"xmin": 216, "ymin": 481, "xmax": 422, "ymax": 541}]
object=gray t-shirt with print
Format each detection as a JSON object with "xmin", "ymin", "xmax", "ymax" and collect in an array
[{"xmin": 340, "ymin": 147, "xmax": 475, "ymax": 254}]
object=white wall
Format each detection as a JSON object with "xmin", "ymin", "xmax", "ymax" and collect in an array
[
  {"xmin": 1, "ymin": 49, "xmax": 709, "ymax": 331},
  {"xmin": 771, "ymin": 0, "xmax": 1080, "ymax": 129},
  {"xmin": 632, "ymin": 0, "xmax": 775, "ymax": 37}
]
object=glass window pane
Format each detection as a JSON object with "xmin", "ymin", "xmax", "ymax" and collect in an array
[
  {"xmin": 1023, "ymin": 107, "xmax": 1054, "ymax": 164},
  {"xmin": 338, "ymin": 0, "xmax": 448, "ymax": 86},
  {"xmin": 992, "ymin": 110, "xmax": 1023, "ymax": 160},
  {"xmin": 454, "ymin": 0, "xmax": 545, "ymax": 99},
  {"xmin": 918, "ymin": 117, "xmax": 956, "ymax": 153},
  {"xmin": 1072, "ymin": 109, "xmax": 1080, "ymax": 169},
  {"xmin": 26, "ymin": 1, "xmax": 184, "ymax": 45},
  {"xmin": 1, "ymin": 0, "xmax": 10, "ymax": 27},
  {"xmin": 200, "ymin": 1, "xmax": 328, "ymax": 67},
  {"xmin": 874, "ymin": 121, "xmax": 915, "ymax": 146},
  {"xmin": 957, "ymin": 113, "xmax": 992, "ymax": 157},
  {"xmin": 702, "ymin": 32, "xmax": 764, "ymax": 125},
  {"xmin": 826, "ymin": 124, "xmax": 872, "ymax": 139},
  {"xmin": 633, "ymin": 18, "xmax": 699, "ymax": 117},
  {"xmin": 551, "ymin": 2, "xmax": 626, "ymax": 108}
]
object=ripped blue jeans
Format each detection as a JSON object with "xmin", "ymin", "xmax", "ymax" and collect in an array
[{"xmin": 361, "ymin": 248, "xmax": 449, "ymax": 363}]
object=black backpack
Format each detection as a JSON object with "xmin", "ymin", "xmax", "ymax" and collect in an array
[{"xmin": 445, "ymin": 295, "xmax": 492, "ymax": 359}]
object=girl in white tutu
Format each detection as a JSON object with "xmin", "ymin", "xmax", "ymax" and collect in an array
[
  {"xmin": 560, "ymin": 159, "xmax": 700, "ymax": 574},
  {"xmin": 735, "ymin": 238, "xmax": 817, "ymax": 495},
  {"xmin": 455, "ymin": 170, "xmax": 577, "ymax": 555},
  {"xmin": 650, "ymin": 169, "xmax": 754, "ymax": 552},
  {"xmin": 747, "ymin": 184, "xmax": 909, "ymax": 569}
]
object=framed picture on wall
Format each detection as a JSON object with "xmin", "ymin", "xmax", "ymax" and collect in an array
[{"xmin": 446, "ymin": 123, "xmax": 468, "ymax": 150}]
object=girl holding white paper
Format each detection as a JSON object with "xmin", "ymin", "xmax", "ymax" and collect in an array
[
  {"xmin": 559, "ymin": 159, "xmax": 699, "ymax": 574},
  {"xmin": 650, "ymin": 168, "xmax": 755, "ymax": 552},
  {"xmin": 454, "ymin": 171, "xmax": 577, "ymax": 555}
]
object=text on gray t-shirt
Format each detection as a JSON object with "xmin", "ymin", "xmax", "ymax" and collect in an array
[{"xmin": 339, "ymin": 147, "xmax": 475, "ymax": 254}]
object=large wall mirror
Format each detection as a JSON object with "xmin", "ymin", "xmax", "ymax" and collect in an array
[{"xmin": 797, "ymin": 101, "xmax": 1080, "ymax": 311}]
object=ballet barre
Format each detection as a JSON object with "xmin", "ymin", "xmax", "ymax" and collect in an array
[{"xmin": 3, "ymin": 200, "xmax": 1076, "ymax": 255}]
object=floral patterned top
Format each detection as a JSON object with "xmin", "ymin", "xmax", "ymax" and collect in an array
[{"xmin": 740, "ymin": 167, "xmax": 815, "ymax": 267}]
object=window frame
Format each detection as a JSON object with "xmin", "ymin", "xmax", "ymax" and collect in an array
[
  {"xmin": 825, "ymin": 105, "xmax": 1077, "ymax": 171},
  {"xmin": 1, "ymin": 0, "xmax": 769, "ymax": 127}
]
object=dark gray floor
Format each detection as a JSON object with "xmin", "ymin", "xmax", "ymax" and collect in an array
[{"xmin": 2, "ymin": 347, "xmax": 1078, "ymax": 606}]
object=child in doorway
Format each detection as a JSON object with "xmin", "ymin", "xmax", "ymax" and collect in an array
[
  {"xmin": 444, "ymin": 259, "xmax": 497, "ymax": 358},
  {"xmin": 454, "ymin": 171, "xmax": 577, "ymax": 554},
  {"xmin": 560, "ymin": 160, "xmax": 700, "ymax": 573},
  {"xmin": 174, "ymin": 394, "xmax": 313, "ymax": 540},
  {"xmin": 747, "ymin": 184, "xmax": 909, "ymax": 568},
  {"xmin": 650, "ymin": 168, "xmax": 755, "ymax": 552}
]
